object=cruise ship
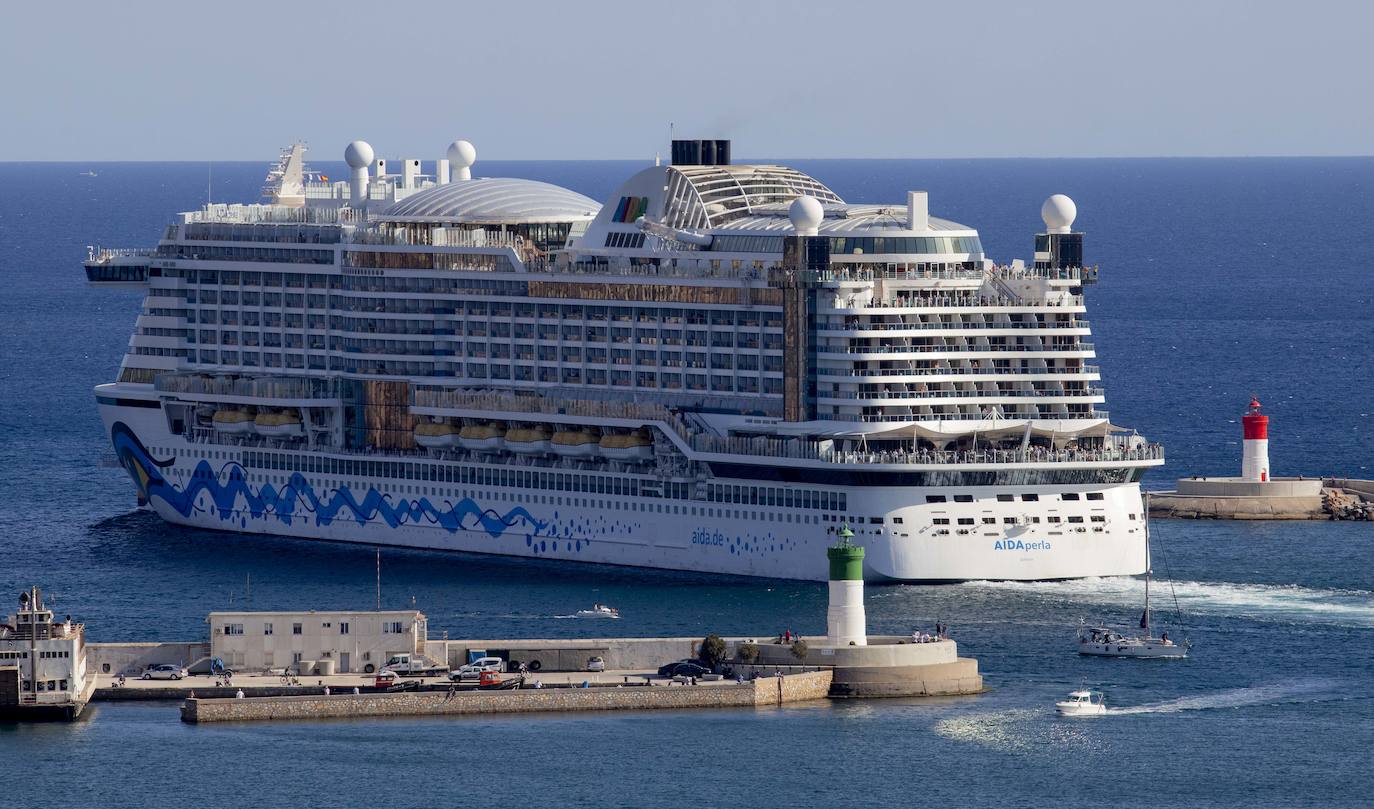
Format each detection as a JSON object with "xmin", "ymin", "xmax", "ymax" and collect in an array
[{"xmin": 86, "ymin": 138, "xmax": 1164, "ymax": 582}]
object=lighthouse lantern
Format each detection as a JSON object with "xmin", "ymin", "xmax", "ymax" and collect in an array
[{"xmin": 1241, "ymin": 397, "xmax": 1270, "ymax": 482}]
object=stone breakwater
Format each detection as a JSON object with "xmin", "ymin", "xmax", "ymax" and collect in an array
[{"xmin": 181, "ymin": 671, "xmax": 834, "ymax": 724}]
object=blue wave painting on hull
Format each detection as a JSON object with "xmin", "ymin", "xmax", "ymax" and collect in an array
[{"xmin": 110, "ymin": 422, "xmax": 549, "ymax": 538}]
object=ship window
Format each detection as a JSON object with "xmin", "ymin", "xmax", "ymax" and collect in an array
[
  {"xmin": 982, "ymin": 517, "xmax": 996, "ymax": 525},
  {"xmin": 1086, "ymin": 492, "xmax": 1105, "ymax": 501},
  {"xmin": 1048, "ymin": 516, "xmax": 1062, "ymax": 523},
  {"xmin": 933, "ymin": 518, "xmax": 950, "ymax": 525},
  {"xmin": 957, "ymin": 518, "xmax": 975, "ymax": 526},
  {"xmin": 954, "ymin": 495, "xmax": 973, "ymax": 503},
  {"xmin": 1021, "ymin": 494, "xmax": 1039, "ymax": 502},
  {"xmin": 996, "ymin": 494, "xmax": 1015, "ymax": 502},
  {"xmin": 1068, "ymin": 516, "xmax": 1084, "ymax": 523},
  {"xmin": 1061, "ymin": 493, "xmax": 1080, "ymax": 501},
  {"xmin": 925, "ymin": 495, "xmax": 946, "ymax": 503},
  {"xmin": 1003, "ymin": 517, "xmax": 1016, "ymax": 524}
]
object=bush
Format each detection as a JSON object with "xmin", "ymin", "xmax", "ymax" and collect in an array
[
  {"xmin": 699, "ymin": 634, "xmax": 727, "ymax": 669},
  {"xmin": 735, "ymin": 641, "xmax": 759, "ymax": 663},
  {"xmin": 790, "ymin": 639, "xmax": 809, "ymax": 661}
]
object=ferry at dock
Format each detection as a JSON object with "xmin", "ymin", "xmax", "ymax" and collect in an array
[
  {"xmin": 1, "ymin": 587, "xmax": 94, "ymax": 720},
  {"xmin": 86, "ymin": 138, "xmax": 1163, "ymax": 581}
]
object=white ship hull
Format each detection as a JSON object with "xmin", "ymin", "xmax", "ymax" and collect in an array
[{"xmin": 101, "ymin": 398, "xmax": 1148, "ymax": 582}]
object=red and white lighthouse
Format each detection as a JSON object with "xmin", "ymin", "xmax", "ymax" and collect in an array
[{"xmin": 1241, "ymin": 397, "xmax": 1270, "ymax": 482}]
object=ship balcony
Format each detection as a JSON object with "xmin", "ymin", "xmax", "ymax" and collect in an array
[
  {"xmin": 818, "ymin": 365, "xmax": 1100, "ymax": 382},
  {"xmin": 687, "ymin": 433, "xmax": 1163, "ymax": 470},
  {"xmin": 153, "ymin": 373, "xmax": 342, "ymax": 406},
  {"xmin": 823, "ymin": 343, "xmax": 1095, "ymax": 360},
  {"xmin": 816, "ymin": 389, "xmax": 1106, "ymax": 406},
  {"xmin": 819, "ymin": 321, "xmax": 1091, "ymax": 337}
]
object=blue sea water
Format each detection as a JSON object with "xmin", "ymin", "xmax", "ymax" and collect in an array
[{"xmin": 1, "ymin": 157, "xmax": 1372, "ymax": 807}]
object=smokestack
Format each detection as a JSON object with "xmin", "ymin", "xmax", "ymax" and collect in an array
[{"xmin": 907, "ymin": 191, "xmax": 928, "ymax": 231}]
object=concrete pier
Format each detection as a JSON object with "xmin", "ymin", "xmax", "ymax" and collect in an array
[
  {"xmin": 1150, "ymin": 477, "xmax": 1374, "ymax": 520},
  {"xmin": 180, "ymin": 670, "xmax": 834, "ymax": 723}
]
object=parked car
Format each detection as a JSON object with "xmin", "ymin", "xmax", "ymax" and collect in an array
[
  {"xmin": 449, "ymin": 656, "xmax": 505, "ymax": 681},
  {"xmin": 380, "ymin": 653, "xmax": 449, "ymax": 677},
  {"xmin": 586, "ymin": 656, "xmax": 606, "ymax": 672},
  {"xmin": 657, "ymin": 660, "xmax": 710, "ymax": 678},
  {"xmin": 142, "ymin": 664, "xmax": 188, "ymax": 681}
]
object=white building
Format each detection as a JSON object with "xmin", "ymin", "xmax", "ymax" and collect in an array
[{"xmin": 208, "ymin": 609, "xmax": 426, "ymax": 675}]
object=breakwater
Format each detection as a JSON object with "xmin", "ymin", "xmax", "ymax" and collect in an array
[{"xmin": 181, "ymin": 670, "xmax": 834, "ymax": 723}]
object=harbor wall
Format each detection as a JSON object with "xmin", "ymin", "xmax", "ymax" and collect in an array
[
  {"xmin": 87, "ymin": 642, "xmax": 210, "ymax": 678},
  {"xmin": 1148, "ymin": 493, "xmax": 1324, "ymax": 520},
  {"xmin": 181, "ymin": 670, "xmax": 834, "ymax": 723},
  {"xmin": 433, "ymin": 637, "xmax": 750, "ymax": 672}
]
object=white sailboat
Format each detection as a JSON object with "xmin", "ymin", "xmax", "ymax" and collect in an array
[{"xmin": 1077, "ymin": 494, "xmax": 1190, "ymax": 658}]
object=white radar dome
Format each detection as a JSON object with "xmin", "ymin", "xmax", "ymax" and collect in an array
[
  {"xmin": 1041, "ymin": 194, "xmax": 1077, "ymax": 234},
  {"xmin": 344, "ymin": 140, "xmax": 375, "ymax": 169},
  {"xmin": 447, "ymin": 139, "xmax": 477, "ymax": 168},
  {"xmin": 789, "ymin": 195, "xmax": 824, "ymax": 235}
]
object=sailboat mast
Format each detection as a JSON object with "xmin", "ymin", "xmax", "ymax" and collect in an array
[{"xmin": 1143, "ymin": 491, "xmax": 1152, "ymax": 637}]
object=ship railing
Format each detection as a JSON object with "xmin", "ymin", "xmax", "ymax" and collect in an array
[
  {"xmin": 154, "ymin": 373, "xmax": 340, "ymax": 400},
  {"xmin": 839, "ymin": 294, "xmax": 1084, "ymax": 310},
  {"xmin": 348, "ymin": 228, "xmax": 521, "ymax": 249},
  {"xmin": 686, "ymin": 435, "xmax": 1163, "ymax": 466},
  {"xmin": 85, "ymin": 247, "xmax": 156, "ymax": 265},
  {"xmin": 818, "ymin": 320, "xmax": 1090, "ymax": 332},
  {"xmin": 829, "ymin": 342, "xmax": 1095, "ymax": 355},
  {"xmin": 824, "ymin": 365, "xmax": 1100, "ymax": 378},
  {"xmin": 181, "ymin": 204, "xmax": 360, "ymax": 226},
  {"xmin": 818, "ymin": 388, "xmax": 1106, "ymax": 401}
]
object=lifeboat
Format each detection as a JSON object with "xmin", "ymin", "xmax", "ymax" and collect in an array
[
  {"xmin": 551, "ymin": 429, "xmax": 599, "ymax": 458},
  {"xmin": 505, "ymin": 425, "xmax": 552, "ymax": 456},
  {"xmin": 600, "ymin": 430, "xmax": 653, "ymax": 462},
  {"xmin": 459, "ymin": 422, "xmax": 505, "ymax": 453},
  {"xmin": 255, "ymin": 409, "xmax": 304, "ymax": 438},
  {"xmin": 212, "ymin": 408, "xmax": 256, "ymax": 435},
  {"xmin": 414, "ymin": 420, "xmax": 459, "ymax": 449}
]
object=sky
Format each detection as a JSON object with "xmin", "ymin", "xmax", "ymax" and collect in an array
[{"xmin": 4, "ymin": 0, "xmax": 1371, "ymax": 161}]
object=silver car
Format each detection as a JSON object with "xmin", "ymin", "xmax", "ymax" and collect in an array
[{"xmin": 142, "ymin": 664, "xmax": 188, "ymax": 680}]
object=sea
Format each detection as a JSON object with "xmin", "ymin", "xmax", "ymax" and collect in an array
[{"xmin": 1, "ymin": 156, "xmax": 1372, "ymax": 807}]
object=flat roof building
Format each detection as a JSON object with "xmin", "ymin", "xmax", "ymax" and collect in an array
[{"xmin": 208, "ymin": 609, "xmax": 426, "ymax": 676}]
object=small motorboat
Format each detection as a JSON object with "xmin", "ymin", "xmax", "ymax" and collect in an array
[
  {"xmin": 475, "ymin": 671, "xmax": 523, "ymax": 690},
  {"xmin": 1056, "ymin": 690, "xmax": 1107, "ymax": 716},
  {"xmin": 576, "ymin": 603, "xmax": 621, "ymax": 619}
]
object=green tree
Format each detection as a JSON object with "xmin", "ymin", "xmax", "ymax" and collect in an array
[
  {"xmin": 735, "ymin": 641, "xmax": 759, "ymax": 663},
  {"xmin": 790, "ymin": 639, "xmax": 809, "ymax": 661},
  {"xmin": 699, "ymin": 634, "xmax": 727, "ymax": 669}
]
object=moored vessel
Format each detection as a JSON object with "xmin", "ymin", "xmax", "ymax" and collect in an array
[{"xmin": 88, "ymin": 136, "xmax": 1163, "ymax": 581}]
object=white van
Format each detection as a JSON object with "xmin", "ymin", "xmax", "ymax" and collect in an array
[{"xmin": 450, "ymin": 656, "xmax": 505, "ymax": 680}]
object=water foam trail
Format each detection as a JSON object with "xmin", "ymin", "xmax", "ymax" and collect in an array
[
  {"xmin": 961, "ymin": 577, "xmax": 1374, "ymax": 628},
  {"xmin": 1108, "ymin": 679, "xmax": 1346, "ymax": 715}
]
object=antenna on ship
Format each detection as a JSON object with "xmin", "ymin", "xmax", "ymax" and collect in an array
[{"xmin": 375, "ymin": 548, "xmax": 381, "ymax": 610}]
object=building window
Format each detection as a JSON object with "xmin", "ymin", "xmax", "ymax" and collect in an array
[
  {"xmin": 223, "ymin": 623, "xmax": 244, "ymax": 636},
  {"xmin": 383, "ymin": 621, "xmax": 405, "ymax": 634},
  {"xmin": 293, "ymin": 623, "xmax": 303, "ymax": 635},
  {"xmin": 264, "ymin": 623, "xmax": 273, "ymax": 635},
  {"xmin": 340, "ymin": 622, "xmax": 350, "ymax": 635},
  {"xmin": 293, "ymin": 652, "xmax": 302, "ymax": 663}
]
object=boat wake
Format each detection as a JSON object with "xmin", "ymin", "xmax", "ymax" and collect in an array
[
  {"xmin": 961, "ymin": 577, "xmax": 1374, "ymax": 628},
  {"xmin": 1107, "ymin": 678, "xmax": 1348, "ymax": 715}
]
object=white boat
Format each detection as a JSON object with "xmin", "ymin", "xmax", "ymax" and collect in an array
[
  {"xmin": 212, "ymin": 408, "xmax": 256, "ymax": 435},
  {"xmin": 576, "ymin": 604, "xmax": 620, "ymax": 619},
  {"xmin": 551, "ymin": 429, "xmax": 599, "ymax": 458},
  {"xmin": 1077, "ymin": 496, "xmax": 1190, "ymax": 658},
  {"xmin": 599, "ymin": 430, "xmax": 653, "ymax": 462},
  {"xmin": 1056, "ymin": 689, "xmax": 1107, "ymax": 716},
  {"xmin": 255, "ymin": 410, "xmax": 303, "ymax": 439},
  {"xmin": 458, "ymin": 422, "xmax": 504, "ymax": 453},
  {"xmin": 414, "ymin": 420, "xmax": 459, "ymax": 449},
  {"xmin": 90, "ymin": 136, "xmax": 1168, "ymax": 583},
  {"xmin": 505, "ymin": 426, "xmax": 552, "ymax": 456}
]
